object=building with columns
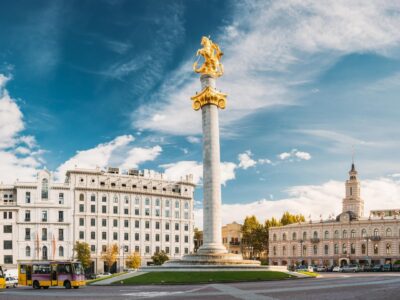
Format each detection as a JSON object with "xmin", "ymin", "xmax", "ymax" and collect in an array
[
  {"xmin": 269, "ymin": 163, "xmax": 400, "ymax": 267},
  {"xmin": 0, "ymin": 167, "xmax": 195, "ymax": 273}
]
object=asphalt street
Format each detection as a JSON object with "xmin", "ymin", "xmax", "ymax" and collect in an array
[{"xmin": 1, "ymin": 273, "xmax": 400, "ymax": 300}]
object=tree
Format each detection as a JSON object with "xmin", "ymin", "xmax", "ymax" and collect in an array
[
  {"xmin": 193, "ymin": 227, "xmax": 202, "ymax": 252},
  {"xmin": 241, "ymin": 215, "xmax": 266, "ymax": 259},
  {"xmin": 151, "ymin": 251, "xmax": 169, "ymax": 265},
  {"xmin": 125, "ymin": 252, "xmax": 141, "ymax": 269},
  {"xmin": 101, "ymin": 243, "xmax": 119, "ymax": 273},
  {"xmin": 280, "ymin": 211, "xmax": 305, "ymax": 225},
  {"xmin": 73, "ymin": 241, "xmax": 91, "ymax": 270}
]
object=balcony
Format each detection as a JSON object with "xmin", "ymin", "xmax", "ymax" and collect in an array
[
  {"xmin": 24, "ymin": 218, "xmax": 31, "ymax": 222},
  {"xmin": 229, "ymin": 241, "xmax": 241, "ymax": 246},
  {"xmin": 310, "ymin": 238, "xmax": 320, "ymax": 243},
  {"xmin": 370, "ymin": 235, "xmax": 381, "ymax": 241},
  {"xmin": 58, "ymin": 218, "xmax": 64, "ymax": 222}
]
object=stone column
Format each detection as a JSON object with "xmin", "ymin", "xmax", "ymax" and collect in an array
[{"xmin": 198, "ymin": 74, "xmax": 227, "ymax": 254}]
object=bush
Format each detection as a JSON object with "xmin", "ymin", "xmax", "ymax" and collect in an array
[{"xmin": 151, "ymin": 251, "xmax": 169, "ymax": 265}]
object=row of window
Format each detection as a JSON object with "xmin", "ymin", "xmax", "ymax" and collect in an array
[
  {"xmin": 77, "ymin": 204, "xmax": 190, "ymax": 219},
  {"xmin": 78, "ymin": 218, "xmax": 189, "ymax": 231},
  {"xmin": 272, "ymin": 242, "xmax": 399, "ymax": 256},
  {"xmin": 78, "ymin": 231, "xmax": 190, "ymax": 243},
  {"xmin": 273, "ymin": 228, "xmax": 397, "ymax": 241},
  {"xmin": 22, "ymin": 210, "xmax": 64, "ymax": 222},
  {"xmin": 78, "ymin": 194, "xmax": 190, "ymax": 209}
]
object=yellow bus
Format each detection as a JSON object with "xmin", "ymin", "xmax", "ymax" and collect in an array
[
  {"xmin": 0, "ymin": 266, "xmax": 5, "ymax": 289},
  {"xmin": 18, "ymin": 261, "xmax": 85, "ymax": 289}
]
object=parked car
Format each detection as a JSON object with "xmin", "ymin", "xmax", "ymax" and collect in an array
[
  {"xmin": 296, "ymin": 265, "xmax": 314, "ymax": 272},
  {"xmin": 382, "ymin": 264, "xmax": 392, "ymax": 271},
  {"xmin": 5, "ymin": 277, "xmax": 18, "ymax": 288},
  {"xmin": 341, "ymin": 264, "xmax": 360, "ymax": 273},
  {"xmin": 392, "ymin": 264, "xmax": 400, "ymax": 271},
  {"xmin": 332, "ymin": 266, "xmax": 342, "ymax": 272},
  {"xmin": 316, "ymin": 266, "xmax": 327, "ymax": 272},
  {"xmin": 361, "ymin": 265, "xmax": 372, "ymax": 272},
  {"xmin": 372, "ymin": 265, "xmax": 383, "ymax": 272}
]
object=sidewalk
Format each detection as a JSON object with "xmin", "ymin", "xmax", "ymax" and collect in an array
[{"xmin": 90, "ymin": 271, "xmax": 148, "ymax": 285}]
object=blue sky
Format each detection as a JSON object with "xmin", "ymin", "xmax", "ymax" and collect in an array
[{"xmin": 1, "ymin": 1, "xmax": 400, "ymax": 225}]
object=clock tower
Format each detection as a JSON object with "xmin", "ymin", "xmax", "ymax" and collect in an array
[{"xmin": 342, "ymin": 163, "xmax": 364, "ymax": 218}]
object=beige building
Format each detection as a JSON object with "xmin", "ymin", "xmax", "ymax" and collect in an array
[
  {"xmin": 0, "ymin": 167, "xmax": 195, "ymax": 272},
  {"xmin": 269, "ymin": 163, "xmax": 400, "ymax": 267},
  {"xmin": 222, "ymin": 222, "xmax": 242, "ymax": 254}
]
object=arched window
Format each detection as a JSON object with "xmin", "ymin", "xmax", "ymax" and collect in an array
[
  {"xmin": 292, "ymin": 245, "xmax": 296, "ymax": 256},
  {"xmin": 42, "ymin": 246, "xmax": 48, "ymax": 260},
  {"xmin": 41, "ymin": 178, "xmax": 49, "ymax": 199},
  {"xmin": 26, "ymin": 246, "xmax": 31, "ymax": 257},
  {"xmin": 361, "ymin": 244, "xmax": 366, "ymax": 254},
  {"xmin": 342, "ymin": 243, "xmax": 347, "ymax": 254},
  {"xmin": 184, "ymin": 202, "xmax": 189, "ymax": 209},
  {"xmin": 165, "ymin": 200, "xmax": 170, "ymax": 207},
  {"xmin": 145, "ymin": 198, "xmax": 150, "ymax": 206},
  {"xmin": 59, "ymin": 246, "xmax": 64, "ymax": 257},
  {"xmin": 175, "ymin": 201, "xmax": 180, "ymax": 208},
  {"xmin": 313, "ymin": 231, "xmax": 318, "ymax": 239},
  {"xmin": 334, "ymin": 230, "xmax": 339, "ymax": 239},
  {"xmin": 155, "ymin": 199, "xmax": 160, "ymax": 206},
  {"xmin": 351, "ymin": 230, "xmax": 356, "ymax": 238},
  {"xmin": 374, "ymin": 228, "xmax": 379, "ymax": 237},
  {"xmin": 351, "ymin": 243, "xmax": 355, "ymax": 254},
  {"xmin": 342, "ymin": 230, "xmax": 348, "ymax": 238},
  {"xmin": 282, "ymin": 246, "xmax": 286, "ymax": 256},
  {"xmin": 334, "ymin": 244, "xmax": 339, "ymax": 254},
  {"xmin": 273, "ymin": 234, "xmax": 277, "ymax": 241},
  {"xmin": 324, "ymin": 231, "xmax": 329, "ymax": 239},
  {"xmin": 302, "ymin": 245, "xmax": 307, "ymax": 256},
  {"xmin": 374, "ymin": 243, "xmax": 379, "ymax": 254},
  {"xmin": 292, "ymin": 232, "xmax": 297, "ymax": 240},
  {"xmin": 313, "ymin": 245, "xmax": 318, "ymax": 255},
  {"xmin": 386, "ymin": 228, "xmax": 392, "ymax": 237},
  {"xmin": 124, "ymin": 195, "xmax": 129, "ymax": 204},
  {"xmin": 79, "ymin": 194, "xmax": 84, "ymax": 201},
  {"xmin": 303, "ymin": 232, "xmax": 307, "ymax": 240},
  {"xmin": 283, "ymin": 233, "xmax": 287, "ymax": 241},
  {"xmin": 386, "ymin": 243, "xmax": 391, "ymax": 255},
  {"xmin": 113, "ymin": 195, "xmax": 118, "ymax": 203},
  {"xmin": 324, "ymin": 244, "xmax": 329, "ymax": 255},
  {"xmin": 361, "ymin": 229, "xmax": 367, "ymax": 238}
]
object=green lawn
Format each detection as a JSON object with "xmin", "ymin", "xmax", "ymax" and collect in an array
[
  {"xmin": 86, "ymin": 272, "xmax": 126, "ymax": 284},
  {"xmin": 115, "ymin": 271, "xmax": 293, "ymax": 285}
]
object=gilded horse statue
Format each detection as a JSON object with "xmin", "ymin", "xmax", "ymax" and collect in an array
[{"xmin": 193, "ymin": 36, "xmax": 224, "ymax": 78}]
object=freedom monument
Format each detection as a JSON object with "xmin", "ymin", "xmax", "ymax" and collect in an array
[{"xmin": 165, "ymin": 37, "xmax": 260, "ymax": 266}]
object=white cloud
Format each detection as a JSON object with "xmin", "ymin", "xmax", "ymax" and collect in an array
[
  {"xmin": 160, "ymin": 160, "xmax": 237, "ymax": 186},
  {"xmin": 0, "ymin": 74, "xmax": 44, "ymax": 183},
  {"xmin": 194, "ymin": 176, "xmax": 400, "ymax": 229},
  {"xmin": 132, "ymin": 1, "xmax": 400, "ymax": 135},
  {"xmin": 186, "ymin": 136, "xmax": 201, "ymax": 144},
  {"xmin": 278, "ymin": 149, "xmax": 311, "ymax": 161},
  {"xmin": 56, "ymin": 135, "xmax": 134, "ymax": 179},
  {"xmin": 0, "ymin": 80, "xmax": 24, "ymax": 149},
  {"xmin": 56, "ymin": 135, "xmax": 163, "ymax": 180},
  {"xmin": 120, "ymin": 145, "xmax": 162, "ymax": 169},
  {"xmin": 258, "ymin": 158, "xmax": 272, "ymax": 165},
  {"xmin": 238, "ymin": 150, "xmax": 257, "ymax": 169}
]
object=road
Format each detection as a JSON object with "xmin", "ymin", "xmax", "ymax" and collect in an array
[{"xmin": 2, "ymin": 273, "xmax": 400, "ymax": 300}]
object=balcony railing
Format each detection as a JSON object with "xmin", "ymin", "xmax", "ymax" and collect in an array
[
  {"xmin": 310, "ymin": 238, "xmax": 320, "ymax": 243},
  {"xmin": 369, "ymin": 235, "xmax": 381, "ymax": 241},
  {"xmin": 230, "ymin": 241, "xmax": 241, "ymax": 246}
]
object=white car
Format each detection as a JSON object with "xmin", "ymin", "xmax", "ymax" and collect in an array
[
  {"xmin": 342, "ymin": 264, "xmax": 360, "ymax": 273},
  {"xmin": 5, "ymin": 277, "xmax": 18, "ymax": 288},
  {"xmin": 332, "ymin": 266, "xmax": 342, "ymax": 272}
]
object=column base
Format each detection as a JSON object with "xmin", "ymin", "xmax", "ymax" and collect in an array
[{"xmin": 163, "ymin": 252, "xmax": 261, "ymax": 267}]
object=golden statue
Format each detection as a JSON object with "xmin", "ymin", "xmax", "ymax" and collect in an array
[{"xmin": 193, "ymin": 36, "xmax": 224, "ymax": 78}]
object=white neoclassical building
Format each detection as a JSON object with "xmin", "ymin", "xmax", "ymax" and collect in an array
[
  {"xmin": 0, "ymin": 167, "xmax": 195, "ymax": 273},
  {"xmin": 269, "ymin": 163, "xmax": 400, "ymax": 267}
]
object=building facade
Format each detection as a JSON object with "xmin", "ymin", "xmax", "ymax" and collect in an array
[
  {"xmin": 0, "ymin": 167, "xmax": 195, "ymax": 272},
  {"xmin": 222, "ymin": 222, "xmax": 242, "ymax": 255},
  {"xmin": 269, "ymin": 164, "xmax": 400, "ymax": 267}
]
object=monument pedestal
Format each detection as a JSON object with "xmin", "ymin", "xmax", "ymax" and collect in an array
[{"xmin": 164, "ymin": 252, "xmax": 261, "ymax": 267}]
